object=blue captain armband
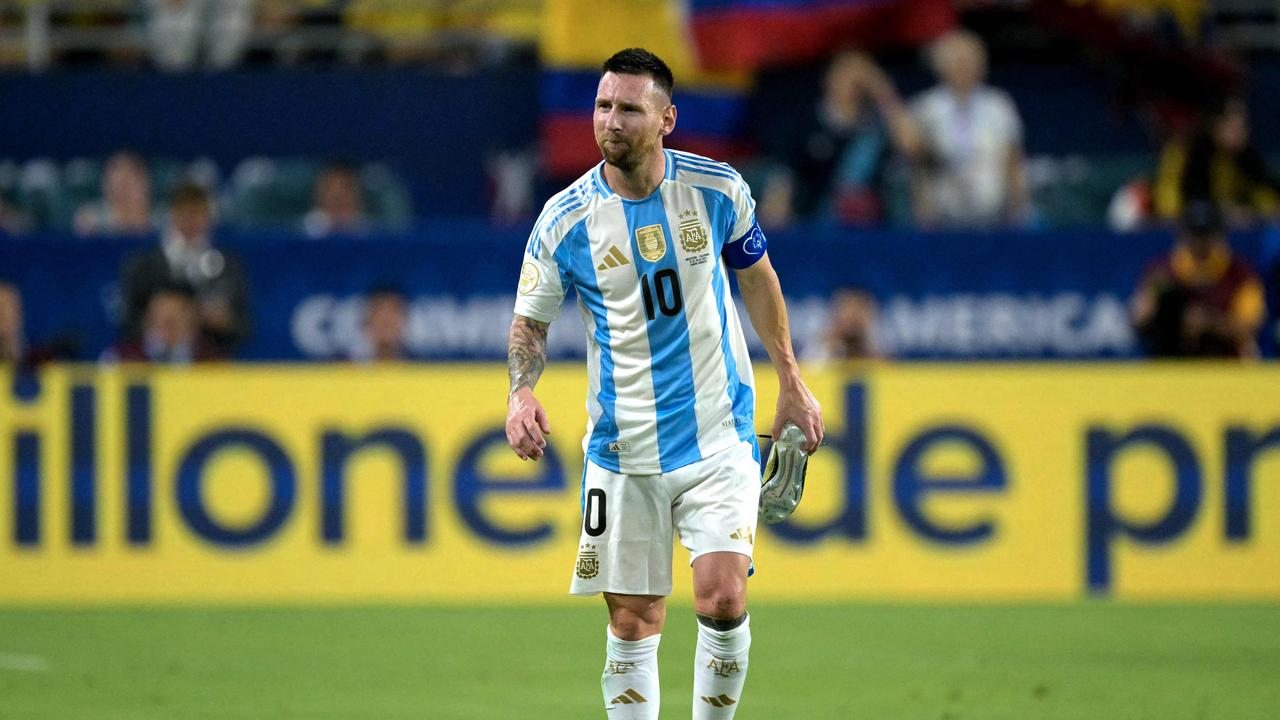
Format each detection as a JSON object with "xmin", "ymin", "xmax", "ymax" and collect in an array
[{"xmin": 722, "ymin": 220, "xmax": 767, "ymax": 270}]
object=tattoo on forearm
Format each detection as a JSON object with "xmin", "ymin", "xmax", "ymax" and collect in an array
[{"xmin": 508, "ymin": 316, "xmax": 549, "ymax": 395}]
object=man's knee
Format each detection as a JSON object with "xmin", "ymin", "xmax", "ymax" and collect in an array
[
  {"xmin": 605, "ymin": 594, "xmax": 665, "ymax": 640},
  {"xmin": 693, "ymin": 584, "xmax": 746, "ymax": 620},
  {"xmin": 610, "ymin": 613, "xmax": 657, "ymax": 640}
]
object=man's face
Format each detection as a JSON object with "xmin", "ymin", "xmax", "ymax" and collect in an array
[
  {"xmin": 146, "ymin": 293, "xmax": 197, "ymax": 349},
  {"xmin": 172, "ymin": 201, "xmax": 212, "ymax": 244},
  {"xmin": 594, "ymin": 72, "xmax": 675, "ymax": 172},
  {"xmin": 366, "ymin": 295, "xmax": 406, "ymax": 347},
  {"xmin": 937, "ymin": 37, "xmax": 985, "ymax": 93},
  {"xmin": 825, "ymin": 53, "xmax": 872, "ymax": 109},
  {"xmin": 1213, "ymin": 102, "xmax": 1248, "ymax": 153},
  {"xmin": 317, "ymin": 172, "xmax": 363, "ymax": 223},
  {"xmin": 104, "ymin": 156, "xmax": 150, "ymax": 207},
  {"xmin": 1184, "ymin": 231, "xmax": 1221, "ymax": 261}
]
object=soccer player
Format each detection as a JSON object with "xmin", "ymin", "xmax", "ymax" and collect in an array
[{"xmin": 505, "ymin": 48, "xmax": 823, "ymax": 719}]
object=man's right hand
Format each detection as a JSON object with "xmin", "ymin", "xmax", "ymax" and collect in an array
[{"xmin": 506, "ymin": 387, "xmax": 552, "ymax": 461}]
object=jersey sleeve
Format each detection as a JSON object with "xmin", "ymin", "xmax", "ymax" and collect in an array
[
  {"xmin": 513, "ymin": 226, "xmax": 568, "ymax": 324},
  {"xmin": 720, "ymin": 172, "xmax": 767, "ymax": 270}
]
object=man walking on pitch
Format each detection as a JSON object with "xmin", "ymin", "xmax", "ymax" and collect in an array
[{"xmin": 505, "ymin": 48, "xmax": 823, "ymax": 719}]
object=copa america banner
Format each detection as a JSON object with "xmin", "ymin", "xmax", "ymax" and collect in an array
[
  {"xmin": 2, "ymin": 224, "xmax": 1277, "ymax": 362},
  {"xmin": 2, "ymin": 364, "xmax": 1277, "ymax": 603}
]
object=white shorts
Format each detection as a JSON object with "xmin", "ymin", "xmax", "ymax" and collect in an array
[{"xmin": 569, "ymin": 440, "xmax": 760, "ymax": 597}]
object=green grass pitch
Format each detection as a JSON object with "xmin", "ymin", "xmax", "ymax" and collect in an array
[{"xmin": 1, "ymin": 603, "xmax": 1277, "ymax": 719}]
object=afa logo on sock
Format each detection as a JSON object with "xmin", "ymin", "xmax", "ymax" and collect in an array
[{"xmin": 706, "ymin": 658, "xmax": 741, "ymax": 678}]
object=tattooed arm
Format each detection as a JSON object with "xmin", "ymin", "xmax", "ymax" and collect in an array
[
  {"xmin": 509, "ymin": 313, "xmax": 549, "ymax": 395},
  {"xmin": 506, "ymin": 314, "xmax": 552, "ymax": 461}
]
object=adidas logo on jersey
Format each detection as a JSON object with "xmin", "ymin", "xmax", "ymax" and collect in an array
[
  {"xmin": 610, "ymin": 688, "xmax": 648, "ymax": 705},
  {"xmin": 700, "ymin": 694, "xmax": 737, "ymax": 707},
  {"xmin": 596, "ymin": 246, "xmax": 630, "ymax": 271}
]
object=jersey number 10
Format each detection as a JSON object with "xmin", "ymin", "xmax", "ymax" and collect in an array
[{"xmin": 640, "ymin": 269, "xmax": 684, "ymax": 321}]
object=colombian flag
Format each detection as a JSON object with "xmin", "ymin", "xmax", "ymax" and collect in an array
[
  {"xmin": 690, "ymin": 0, "xmax": 955, "ymax": 72},
  {"xmin": 540, "ymin": 0, "xmax": 752, "ymax": 178}
]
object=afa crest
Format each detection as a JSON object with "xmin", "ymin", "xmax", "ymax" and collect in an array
[
  {"xmin": 575, "ymin": 543, "xmax": 600, "ymax": 579},
  {"xmin": 678, "ymin": 212, "xmax": 708, "ymax": 254}
]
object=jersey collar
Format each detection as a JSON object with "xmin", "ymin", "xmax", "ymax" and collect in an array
[
  {"xmin": 592, "ymin": 163, "xmax": 612, "ymax": 197},
  {"xmin": 593, "ymin": 150, "xmax": 676, "ymax": 199}
]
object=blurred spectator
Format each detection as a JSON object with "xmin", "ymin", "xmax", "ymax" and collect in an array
[
  {"xmin": 1108, "ymin": 177, "xmax": 1155, "ymax": 233},
  {"xmin": 145, "ymin": 0, "xmax": 254, "ymax": 71},
  {"xmin": 254, "ymin": 1, "xmax": 349, "ymax": 65},
  {"xmin": 120, "ymin": 183, "xmax": 250, "ymax": 356},
  {"xmin": 0, "ymin": 196, "xmax": 30, "ymax": 236},
  {"xmin": 303, "ymin": 164, "xmax": 368, "ymax": 238},
  {"xmin": 51, "ymin": 3, "xmax": 144, "ymax": 67},
  {"xmin": 489, "ymin": 150, "xmax": 537, "ymax": 226},
  {"xmin": 0, "ymin": 281, "xmax": 78, "ymax": 367},
  {"xmin": 347, "ymin": 285, "xmax": 411, "ymax": 362},
  {"xmin": 344, "ymin": 0, "xmax": 443, "ymax": 64},
  {"xmin": 1131, "ymin": 201, "xmax": 1265, "ymax": 359},
  {"xmin": 808, "ymin": 288, "xmax": 883, "ymax": 362},
  {"xmin": 103, "ymin": 282, "xmax": 217, "ymax": 363},
  {"xmin": 1089, "ymin": 0, "xmax": 1210, "ymax": 46},
  {"xmin": 908, "ymin": 30, "xmax": 1030, "ymax": 229},
  {"xmin": 1153, "ymin": 97, "xmax": 1280, "ymax": 228},
  {"xmin": 257, "ymin": 1, "xmax": 302, "ymax": 30},
  {"xmin": 343, "ymin": 0, "xmax": 536, "ymax": 68},
  {"xmin": 73, "ymin": 151, "xmax": 154, "ymax": 237},
  {"xmin": 0, "ymin": 7, "xmax": 24, "ymax": 68},
  {"xmin": 0, "ymin": 281, "xmax": 24, "ymax": 364},
  {"xmin": 761, "ymin": 51, "xmax": 921, "ymax": 227}
]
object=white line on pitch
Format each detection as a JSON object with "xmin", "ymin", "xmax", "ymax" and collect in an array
[{"xmin": 0, "ymin": 653, "xmax": 50, "ymax": 672}]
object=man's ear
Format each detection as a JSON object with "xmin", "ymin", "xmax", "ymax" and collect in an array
[{"xmin": 660, "ymin": 103, "xmax": 677, "ymax": 137}]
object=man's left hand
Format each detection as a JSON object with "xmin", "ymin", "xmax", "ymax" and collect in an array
[{"xmin": 773, "ymin": 377, "xmax": 823, "ymax": 453}]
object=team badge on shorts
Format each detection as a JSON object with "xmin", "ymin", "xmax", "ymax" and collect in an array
[
  {"xmin": 635, "ymin": 224, "xmax": 667, "ymax": 262},
  {"xmin": 575, "ymin": 543, "xmax": 600, "ymax": 579}
]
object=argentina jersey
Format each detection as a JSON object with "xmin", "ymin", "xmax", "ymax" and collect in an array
[{"xmin": 514, "ymin": 150, "xmax": 766, "ymax": 475}]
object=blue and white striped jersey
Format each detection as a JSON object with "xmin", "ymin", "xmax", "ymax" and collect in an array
[{"xmin": 514, "ymin": 149, "xmax": 766, "ymax": 475}]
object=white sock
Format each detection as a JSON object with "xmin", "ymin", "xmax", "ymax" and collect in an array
[
  {"xmin": 692, "ymin": 614, "xmax": 751, "ymax": 718},
  {"xmin": 601, "ymin": 626, "xmax": 661, "ymax": 719}
]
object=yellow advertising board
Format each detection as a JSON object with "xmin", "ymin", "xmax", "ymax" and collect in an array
[{"xmin": 1, "ymin": 364, "xmax": 1277, "ymax": 604}]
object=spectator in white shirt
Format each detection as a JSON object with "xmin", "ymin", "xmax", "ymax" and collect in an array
[
  {"xmin": 908, "ymin": 30, "xmax": 1030, "ymax": 229},
  {"xmin": 145, "ymin": 0, "xmax": 254, "ymax": 72}
]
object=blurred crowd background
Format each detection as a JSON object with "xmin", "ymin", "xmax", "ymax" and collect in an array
[{"xmin": 1, "ymin": 0, "xmax": 1278, "ymax": 366}]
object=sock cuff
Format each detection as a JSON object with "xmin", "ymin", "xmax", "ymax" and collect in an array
[
  {"xmin": 696, "ymin": 614, "xmax": 751, "ymax": 657},
  {"xmin": 606, "ymin": 625, "xmax": 661, "ymax": 662}
]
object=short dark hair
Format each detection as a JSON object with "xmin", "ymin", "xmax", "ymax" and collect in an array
[
  {"xmin": 320, "ymin": 161, "xmax": 361, "ymax": 181},
  {"xmin": 602, "ymin": 48, "xmax": 674, "ymax": 99},
  {"xmin": 367, "ymin": 283, "xmax": 407, "ymax": 303},
  {"xmin": 170, "ymin": 182, "xmax": 211, "ymax": 209},
  {"xmin": 1181, "ymin": 199, "xmax": 1224, "ymax": 236}
]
